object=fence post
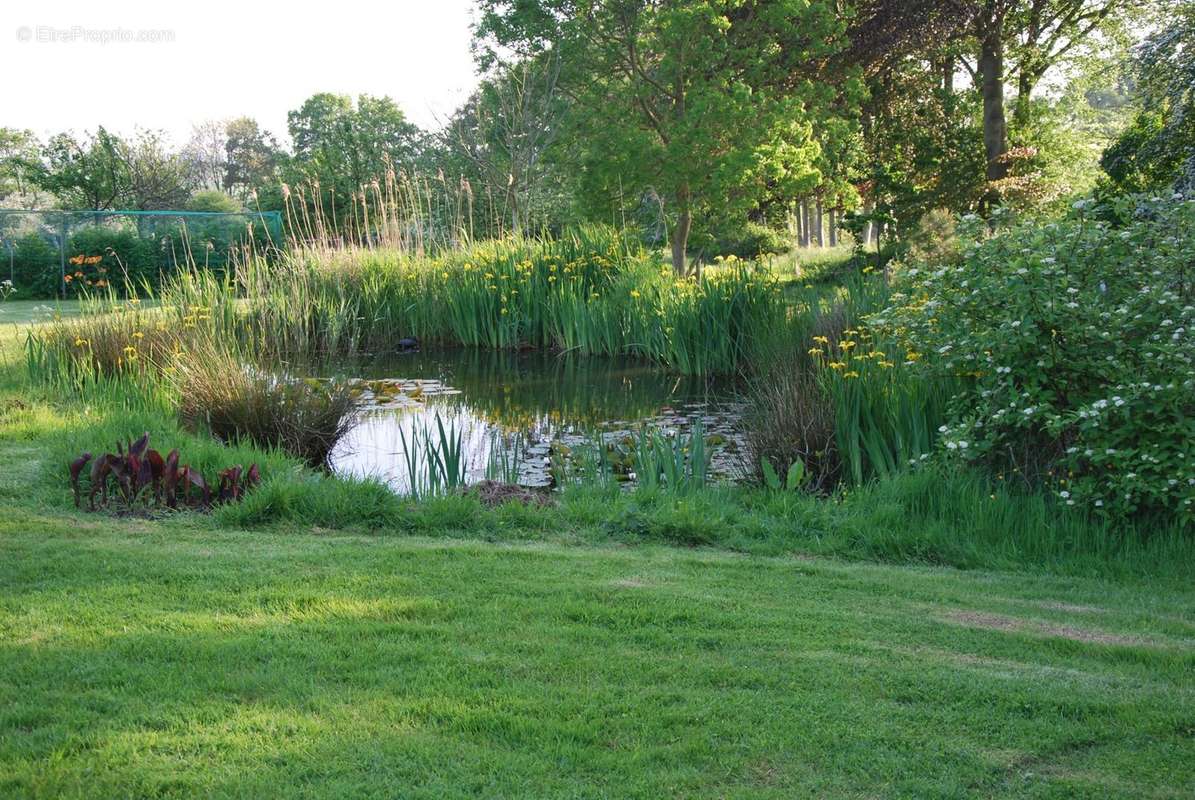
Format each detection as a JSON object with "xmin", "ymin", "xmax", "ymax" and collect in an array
[{"xmin": 59, "ymin": 211, "xmax": 67, "ymax": 301}]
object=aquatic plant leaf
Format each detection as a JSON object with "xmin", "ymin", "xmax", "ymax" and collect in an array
[
  {"xmin": 89, "ymin": 454, "xmax": 114, "ymax": 510},
  {"xmin": 218, "ymin": 466, "xmax": 242, "ymax": 503},
  {"xmin": 163, "ymin": 449, "xmax": 180, "ymax": 508},
  {"xmin": 135, "ymin": 456, "xmax": 153, "ymax": 503},
  {"xmin": 108, "ymin": 456, "xmax": 132, "ymax": 504},
  {"xmin": 128, "ymin": 432, "xmax": 150, "ymax": 459},
  {"xmin": 146, "ymin": 449, "xmax": 165, "ymax": 478},
  {"xmin": 70, "ymin": 453, "xmax": 92, "ymax": 508},
  {"xmin": 786, "ymin": 460, "xmax": 806, "ymax": 491},
  {"xmin": 70, "ymin": 437, "xmax": 256, "ymax": 514},
  {"xmin": 761, "ymin": 458, "xmax": 782, "ymax": 491},
  {"xmin": 182, "ymin": 467, "xmax": 211, "ymax": 508}
]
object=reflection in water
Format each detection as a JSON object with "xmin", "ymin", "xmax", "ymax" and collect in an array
[{"xmin": 326, "ymin": 349, "xmax": 745, "ymax": 493}]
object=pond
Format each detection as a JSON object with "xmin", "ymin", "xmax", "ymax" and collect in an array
[{"xmin": 326, "ymin": 349, "xmax": 747, "ymax": 493}]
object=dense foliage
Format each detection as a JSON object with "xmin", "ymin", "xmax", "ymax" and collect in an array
[
  {"xmin": 474, "ymin": 0, "xmax": 856, "ymax": 272},
  {"xmin": 1102, "ymin": 7, "xmax": 1195, "ymax": 194},
  {"xmin": 874, "ymin": 197, "xmax": 1195, "ymax": 523}
]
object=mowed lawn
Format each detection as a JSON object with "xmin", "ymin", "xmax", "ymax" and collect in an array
[{"xmin": 1, "ymin": 508, "xmax": 1193, "ymax": 799}]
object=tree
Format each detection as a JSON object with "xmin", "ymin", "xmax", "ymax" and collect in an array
[
  {"xmin": 286, "ymin": 93, "xmax": 421, "ymax": 216},
  {"xmin": 185, "ymin": 190, "xmax": 241, "ymax": 213},
  {"xmin": 857, "ymin": 57, "xmax": 987, "ymax": 237},
  {"xmin": 440, "ymin": 53, "xmax": 571, "ymax": 235},
  {"xmin": 35, "ymin": 128, "xmax": 129, "ymax": 210},
  {"xmin": 182, "ymin": 121, "xmax": 228, "ymax": 192},
  {"xmin": 119, "ymin": 129, "xmax": 192, "ymax": 210},
  {"xmin": 846, "ymin": 0, "xmax": 1141, "ymax": 213},
  {"xmin": 960, "ymin": 0, "xmax": 1142, "ymax": 203},
  {"xmin": 1102, "ymin": 4, "xmax": 1195, "ymax": 193},
  {"xmin": 223, "ymin": 117, "xmax": 282, "ymax": 205},
  {"xmin": 475, "ymin": 0, "xmax": 854, "ymax": 275},
  {"xmin": 0, "ymin": 128, "xmax": 46, "ymax": 209}
]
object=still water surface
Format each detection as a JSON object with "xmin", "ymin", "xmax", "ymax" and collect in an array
[{"xmin": 326, "ymin": 349, "xmax": 746, "ymax": 492}]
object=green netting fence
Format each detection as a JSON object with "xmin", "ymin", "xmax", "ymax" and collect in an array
[{"xmin": 0, "ymin": 209, "xmax": 284, "ymax": 299}]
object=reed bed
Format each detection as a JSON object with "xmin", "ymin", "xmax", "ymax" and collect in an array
[
  {"xmin": 239, "ymin": 226, "xmax": 782, "ymax": 374},
  {"xmin": 29, "ymin": 225, "xmax": 782, "ymax": 380}
]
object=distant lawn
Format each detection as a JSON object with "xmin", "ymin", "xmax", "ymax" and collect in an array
[
  {"xmin": 0, "ymin": 299, "xmax": 83, "ymax": 327},
  {"xmin": 2, "ymin": 506, "xmax": 1193, "ymax": 798}
]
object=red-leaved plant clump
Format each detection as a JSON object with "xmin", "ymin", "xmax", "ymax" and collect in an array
[{"xmin": 69, "ymin": 432, "xmax": 259, "ymax": 512}]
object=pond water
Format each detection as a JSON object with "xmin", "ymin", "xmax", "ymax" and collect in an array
[{"xmin": 326, "ymin": 349, "xmax": 747, "ymax": 493}]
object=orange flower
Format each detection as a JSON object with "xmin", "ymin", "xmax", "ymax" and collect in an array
[{"xmin": 63, "ymin": 274, "xmax": 73, "ymax": 283}]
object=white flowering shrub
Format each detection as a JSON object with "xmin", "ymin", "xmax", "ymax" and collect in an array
[{"xmin": 873, "ymin": 196, "xmax": 1195, "ymax": 523}]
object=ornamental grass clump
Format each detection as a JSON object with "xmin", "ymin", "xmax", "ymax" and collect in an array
[
  {"xmin": 873, "ymin": 196, "xmax": 1195, "ymax": 523},
  {"xmin": 171, "ymin": 342, "xmax": 360, "ymax": 469},
  {"xmin": 742, "ymin": 366, "xmax": 842, "ymax": 494}
]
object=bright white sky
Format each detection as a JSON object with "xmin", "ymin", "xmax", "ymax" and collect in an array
[{"xmin": 0, "ymin": 0, "xmax": 481, "ymax": 147}]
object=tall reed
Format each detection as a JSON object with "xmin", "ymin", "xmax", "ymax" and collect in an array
[
  {"xmin": 32, "ymin": 225, "xmax": 782, "ymax": 378},
  {"xmin": 398, "ymin": 414, "xmax": 467, "ymax": 498}
]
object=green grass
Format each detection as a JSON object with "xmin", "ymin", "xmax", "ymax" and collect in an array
[
  {"xmin": 0, "ymin": 299, "xmax": 84, "ymax": 326},
  {"xmin": 3, "ymin": 502, "xmax": 1194, "ymax": 798},
  {"xmin": 771, "ymin": 245, "xmax": 860, "ymax": 289}
]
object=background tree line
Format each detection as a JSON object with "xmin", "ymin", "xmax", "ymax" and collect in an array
[{"xmin": 1, "ymin": 0, "xmax": 1191, "ymax": 271}]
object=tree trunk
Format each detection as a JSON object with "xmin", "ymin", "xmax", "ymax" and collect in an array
[
  {"xmin": 862, "ymin": 196, "xmax": 874, "ymax": 248},
  {"xmin": 798, "ymin": 199, "xmax": 810, "ymax": 248},
  {"xmin": 978, "ymin": 3, "xmax": 1009, "ymax": 209},
  {"xmin": 814, "ymin": 198, "xmax": 825, "ymax": 248},
  {"xmin": 671, "ymin": 184, "xmax": 691, "ymax": 276},
  {"xmin": 829, "ymin": 208, "xmax": 839, "ymax": 247}
]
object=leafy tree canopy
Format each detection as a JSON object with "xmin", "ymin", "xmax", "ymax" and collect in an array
[{"xmin": 475, "ymin": 0, "xmax": 862, "ymax": 273}]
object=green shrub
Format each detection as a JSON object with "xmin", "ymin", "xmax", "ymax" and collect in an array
[
  {"xmin": 874, "ymin": 197, "xmax": 1195, "ymax": 524},
  {"xmin": 903, "ymin": 208, "xmax": 961, "ymax": 267},
  {"xmin": 67, "ymin": 227, "xmax": 159, "ymax": 292},
  {"xmin": 709, "ymin": 222, "xmax": 791, "ymax": 260},
  {"xmin": 186, "ymin": 191, "xmax": 242, "ymax": 213},
  {"xmin": 10, "ymin": 232, "xmax": 60, "ymax": 298}
]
